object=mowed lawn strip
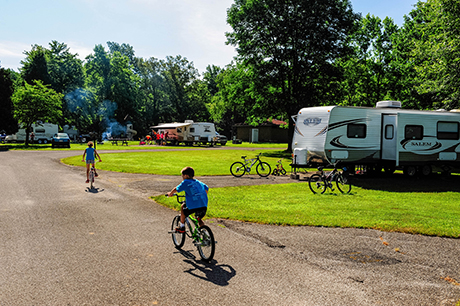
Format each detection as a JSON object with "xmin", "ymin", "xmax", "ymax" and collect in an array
[
  {"xmin": 155, "ymin": 184, "xmax": 460, "ymax": 238},
  {"xmin": 62, "ymin": 149, "xmax": 290, "ymax": 175}
]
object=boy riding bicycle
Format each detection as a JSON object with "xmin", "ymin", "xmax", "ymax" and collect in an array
[
  {"xmin": 82, "ymin": 141, "xmax": 102, "ymax": 183},
  {"xmin": 168, "ymin": 167, "xmax": 208, "ymax": 232}
]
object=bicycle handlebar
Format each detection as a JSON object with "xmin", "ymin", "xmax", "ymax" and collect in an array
[
  {"xmin": 241, "ymin": 153, "xmax": 263, "ymax": 159},
  {"xmin": 165, "ymin": 193, "xmax": 185, "ymax": 203}
]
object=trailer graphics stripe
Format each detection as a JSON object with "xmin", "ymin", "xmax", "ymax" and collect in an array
[
  {"xmin": 330, "ymin": 135, "xmax": 376, "ymax": 149},
  {"xmin": 315, "ymin": 118, "xmax": 368, "ymax": 137}
]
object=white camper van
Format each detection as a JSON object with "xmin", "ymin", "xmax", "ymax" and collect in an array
[
  {"xmin": 292, "ymin": 101, "xmax": 460, "ymax": 176},
  {"xmin": 5, "ymin": 123, "xmax": 58, "ymax": 144},
  {"xmin": 151, "ymin": 121, "xmax": 223, "ymax": 146}
]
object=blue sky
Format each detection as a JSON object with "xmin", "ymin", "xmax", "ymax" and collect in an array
[{"xmin": 0, "ymin": 0, "xmax": 417, "ymax": 74}]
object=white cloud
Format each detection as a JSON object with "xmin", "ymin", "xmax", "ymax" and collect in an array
[
  {"xmin": 66, "ymin": 42, "xmax": 94, "ymax": 60},
  {"xmin": 0, "ymin": 41, "xmax": 31, "ymax": 70},
  {"xmin": 0, "ymin": 41, "xmax": 30, "ymax": 58}
]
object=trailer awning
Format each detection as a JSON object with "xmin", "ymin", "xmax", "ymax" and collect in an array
[{"xmin": 150, "ymin": 122, "xmax": 192, "ymax": 129}]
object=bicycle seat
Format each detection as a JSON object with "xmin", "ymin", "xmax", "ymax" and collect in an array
[
  {"xmin": 318, "ymin": 166, "xmax": 324, "ymax": 171},
  {"xmin": 241, "ymin": 156, "xmax": 246, "ymax": 159}
]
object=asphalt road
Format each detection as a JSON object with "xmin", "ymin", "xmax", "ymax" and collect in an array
[{"xmin": 0, "ymin": 149, "xmax": 459, "ymax": 305}]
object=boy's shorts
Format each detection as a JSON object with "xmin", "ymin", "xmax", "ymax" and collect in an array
[
  {"xmin": 184, "ymin": 206, "xmax": 207, "ymax": 219},
  {"xmin": 86, "ymin": 159, "xmax": 95, "ymax": 164}
]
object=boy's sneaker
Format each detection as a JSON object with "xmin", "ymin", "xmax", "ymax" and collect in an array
[
  {"xmin": 95, "ymin": 173, "xmax": 99, "ymax": 177},
  {"xmin": 175, "ymin": 226, "xmax": 185, "ymax": 233},
  {"xmin": 85, "ymin": 179, "xmax": 89, "ymax": 183}
]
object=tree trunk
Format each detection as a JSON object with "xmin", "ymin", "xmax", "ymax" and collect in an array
[{"xmin": 25, "ymin": 125, "xmax": 30, "ymax": 146}]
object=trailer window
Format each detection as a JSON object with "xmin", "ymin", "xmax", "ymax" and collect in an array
[
  {"xmin": 190, "ymin": 127, "xmax": 195, "ymax": 133},
  {"xmin": 35, "ymin": 128, "xmax": 45, "ymax": 133},
  {"xmin": 385, "ymin": 125, "xmax": 394, "ymax": 140},
  {"xmin": 204, "ymin": 126, "xmax": 211, "ymax": 132},
  {"xmin": 437, "ymin": 121, "xmax": 459, "ymax": 140},
  {"xmin": 405, "ymin": 125, "xmax": 423, "ymax": 140},
  {"xmin": 347, "ymin": 124, "xmax": 366, "ymax": 138}
]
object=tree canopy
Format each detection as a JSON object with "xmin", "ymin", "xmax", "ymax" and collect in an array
[
  {"xmin": 2, "ymin": 0, "xmax": 460, "ymax": 149},
  {"xmin": 11, "ymin": 80, "xmax": 63, "ymax": 145}
]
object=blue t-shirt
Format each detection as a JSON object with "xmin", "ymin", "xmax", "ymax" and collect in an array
[
  {"xmin": 176, "ymin": 179, "xmax": 209, "ymax": 209},
  {"xmin": 85, "ymin": 147, "xmax": 95, "ymax": 160}
]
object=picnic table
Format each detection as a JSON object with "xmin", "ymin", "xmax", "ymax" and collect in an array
[{"xmin": 110, "ymin": 138, "xmax": 129, "ymax": 146}]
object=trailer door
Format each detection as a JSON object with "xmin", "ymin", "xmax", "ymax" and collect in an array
[{"xmin": 381, "ymin": 114, "xmax": 397, "ymax": 160}]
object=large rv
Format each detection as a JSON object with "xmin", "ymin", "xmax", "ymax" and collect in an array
[
  {"xmin": 151, "ymin": 121, "xmax": 225, "ymax": 146},
  {"xmin": 5, "ymin": 123, "xmax": 58, "ymax": 144},
  {"xmin": 292, "ymin": 101, "xmax": 460, "ymax": 176}
]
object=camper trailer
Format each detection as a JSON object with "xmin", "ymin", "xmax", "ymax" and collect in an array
[
  {"xmin": 292, "ymin": 101, "xmax": 460, "ymax": 176},
  {"xmin": 151, "ymin": 121, "xmax": 223, "ymax": 146},
  {"xmin": 5, "ymin": 123, "xmax": 58, "ymax": 144}
]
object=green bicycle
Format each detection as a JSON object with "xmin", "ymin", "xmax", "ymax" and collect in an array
[{"xmin": 167, "ymin": 194, "xmax": 216, "ymax": 262}]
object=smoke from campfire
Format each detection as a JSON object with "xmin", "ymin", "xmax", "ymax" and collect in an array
[{"xmin": 65, "ymin": 88, "xmax": 128, "ymax": 140}]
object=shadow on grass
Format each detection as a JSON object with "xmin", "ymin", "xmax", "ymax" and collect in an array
[
  {"xmin": 351, "ymin": 173, "xmax": 460, "ymax": 192},
  {"xmin": 261, "ymin": 150, "xmax": 292, "ymax": 158},
  {"xmin": 0, "ymin": 144, "xmax": 53, "ymax": 150}
]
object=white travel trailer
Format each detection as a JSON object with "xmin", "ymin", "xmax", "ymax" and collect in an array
[
  {"xmin": 5, "ymin": 122, "xmax": 58, "ymax": 144},
  {"xmin": 292, "ymin": 101, "xmax": 460, "ymax": 176},
  {"xmin": 151, "ymin": 120, "xmax": 223, "ymax": 145}
]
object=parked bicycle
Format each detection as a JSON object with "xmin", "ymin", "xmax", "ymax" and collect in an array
[
  {"xmin": 230, "ymin": 153, "xmax": 271, "ymax": 177},
  {"xmin": 167, "ymin": 194, "xmax": 216, "ymax": 262},
  {"xmin": 272, "ymin": 159, "xmax": 287, "ymax": 176},
  {"xmin": 308, "ymin": 164, "xmax": 351, "ymax": 194}
]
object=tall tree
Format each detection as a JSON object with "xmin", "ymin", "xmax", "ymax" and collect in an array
[
  {"xmin": 20, "ymin": 45, "xmax": 51, "ymax": 86},
  {"xmin": 337, "ymin": 15, "xmax": 403, "ymax": 107},
  {"xmin": 405, "ymin": 0, "xmax": 460, "ymax": 109},
  {"xmin": 134, "ymin": 57, "xmax": 167, "ymax": 128},
  {"xmin": 0, "ymin": 67, "xmax": 18, "ymax": 134},
  {"xmin": 160, "ymin": 55, "xmax": 201, "ymax": 122},
  {"xmin": 226, "ymin": 0, "xmax": 358, "ymax": 150},
  {"xmin": 12, "ymin": 80, "xmax": 63, "ymax": 146}
]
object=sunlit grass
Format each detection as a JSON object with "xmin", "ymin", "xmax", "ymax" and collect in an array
[
  {"xmin": 62, "ymin": 149, "xmax": 293, "ymax": 175},
  {"xmin": 154, "ymin": 183, "xmax": 460, "ymax": 238}
]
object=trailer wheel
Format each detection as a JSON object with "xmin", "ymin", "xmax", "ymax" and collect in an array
[
  {"xmin": 403, "ymin": 166, "xmax": 418, "ymax": 177},
  {"xmin": 420, "ymin": 165, "xmax": 432, "ymax": 176}
]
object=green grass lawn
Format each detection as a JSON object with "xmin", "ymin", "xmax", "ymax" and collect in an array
[
  {"xmin": 60, "ymin": 148, "xmax": 460, "ymax": 238},
  {"xmin": 62, "ymin": 149, "xmax": 293, "ymax": 175},
  {"xmin": 154, "ymin": 181, "xmax": 460, "ymax": 238}
]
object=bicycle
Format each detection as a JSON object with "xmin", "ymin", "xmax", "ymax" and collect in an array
[
  {"xmin": 167, "ymin": 194, "xmax": 216, "ymax": 262},
  {"xmin": 308, "ymin": 164, "xmax": 351, "ymax": 194},
  {"xmin": 271, "ymin": 159, "xmax": 287, "ymax": 176},
  {"xmin": 230, "ymin": 153, "xmax": 271, "ymax": 177}
]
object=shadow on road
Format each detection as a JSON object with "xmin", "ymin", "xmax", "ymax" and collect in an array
[
  {"xmin": 85, "ymin": 187, "xmax": 105, "ymax": 193},
  {"xmin": 174, "ymin": 249, "xmax": 236, "ymax": 286},
  {"xmin": 183, "ymin": 259, "xmax": 236, "ymax": 286}
]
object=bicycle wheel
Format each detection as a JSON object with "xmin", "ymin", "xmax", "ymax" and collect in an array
[
  {"xmin": 171, "ymin": 215, "xmax": 185, "ymax": 248},
  {"xmin": 272, "ymin": 169, "xmax": 279, "ymax": 176},
  {"xmin": 309, "ymin": 174, "xmax": 327, "ymax": 194},
  {"xmin": 89, "ymin": 171, "xmax": 94, "ymax": 189},
  {"xmin": 280, "ymin": 168, "xmax": 287, "ymax": 176},
  {"xmin": 256, "ymin": 162, "xmax": 271, "ymax": 177},
  {"xmin": 230, "ymin": 162, "xmax": 246, "ymax": 177},
  {"xmin": 336, "ymin": 173, "xmax": 352, "ymax": 194},
  {"xmin": 196, "ymin": 225, "xmax": 215, "ymax": 262}
]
